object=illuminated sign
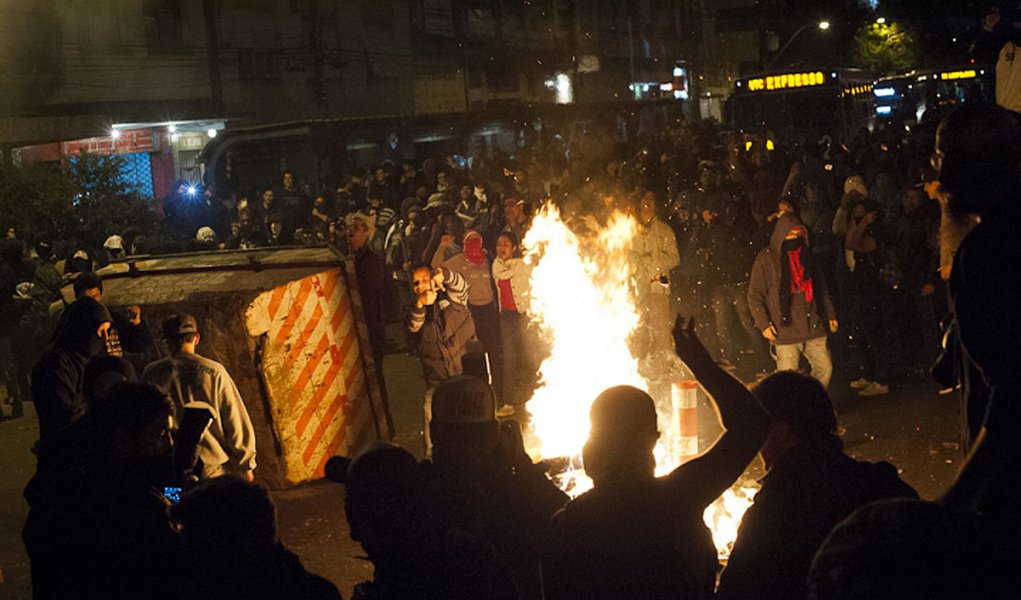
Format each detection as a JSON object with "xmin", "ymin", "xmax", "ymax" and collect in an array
[
  {"xmin": 744, "ymin": 71, "xmax": 826, "ymax": 92},
  {"xmin": 876, "ymin": 106, "xmax": 892, "ymax": 115},
  {"xmin": 874, "ymin": 87, "xmax": 896, "ymax": 97},
  {"xmin": 940, "ymin": 69, "xmax": 977, "ymax": 80}
]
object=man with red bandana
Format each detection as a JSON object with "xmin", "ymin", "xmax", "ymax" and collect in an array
[
  {"xmin": 748, "ymin": 213, "xmax": 838, "ymax": 387},
  {"xmin": 438, "ymin": 230, "xmax": 503, "ymax": 394}
]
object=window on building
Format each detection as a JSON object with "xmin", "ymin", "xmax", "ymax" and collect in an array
[
  {"xmin": 143, "ymin": 0, "xmax": 184, "ymax": 54},
  {"xmin": 238, "ymin": 49, "xmax": 282, "ymax": 81}
]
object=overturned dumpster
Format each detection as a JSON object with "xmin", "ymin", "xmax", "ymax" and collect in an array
[{"xmin": 82, "ymin": 247, "xmax": 390, "ymax": 488}]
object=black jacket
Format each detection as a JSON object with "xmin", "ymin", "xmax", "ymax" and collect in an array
[
  {"xmin": 31, "ymin": 297, "xmax": 110, "ymax": 441},
  {"xmin": 718, "ymin": 437, "xmax": 917, "ymax": 600},
  {"xmin": 23, "ymin": 461, "xmax": 182, "ymax": 600}
]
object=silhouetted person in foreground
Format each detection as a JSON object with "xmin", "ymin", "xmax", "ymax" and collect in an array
[
  {"xmin": 340, "ymin": 442, "xmax": 517, "ymax": 600},
  {"xmin": 25, "ymin": 355, "xmax": 140, "ymax": 524},
  {"xmin": 717, "ymin": 371, "xmax": 917, "ymax": 600},
  {"xmin": 542, "ymin": 318, "xmax": 770, "ymax": 600},
  {"xmin": 23, "ymin": 381, "xmax": 181, "ymax": 600},
  {"xmin": 937, "ymin": 103, "xmax": 1021, "ymax": 522},
  {"xmin": 424, "ymin": 375, "xmax": 568, "ymax": 599},
  {"xmin": 808, "ymin": 499, "xmax": 1015, "ymax": 600},
  {"xmin": 172, "ymin": 476, "xmax": 341, "ymax": 600}
]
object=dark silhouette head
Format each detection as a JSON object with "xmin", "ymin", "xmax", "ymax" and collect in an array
[
  {"xmin": 173, "ymin": 476, "xmax": 277, "ymax": 555},
  {"xmin": 343, "ymin": 442, "xmax": 430, "ymax": 559},
  {"xmin": 57, "ymin": 297, "xmax": 112, "ymax": 358},
  {"xmin": 937, "ymin": 103, "xmax": 1021, "ymax": 219},
  {"xmin": 808, "ymin": 499, "xmax": 1004, "ymax": 600},
  {"xmin": 429, "ymin": 375, "xmax": 501, "ymax": 462},
  {"xmin": 752, "ymin": 371, "xmax": 839, "ymax": 469},
  {"xmin": 73, "ymin": 272, "xmax": 104, "ymax": 301},
  {"xmin": 85, "ymin": 381, "xmax": 174, "ymax": 469},
  {"xmin": 583, "ymin": 385, "xmax": 659, "ymax": 485},
  {"xmin": 83, "ymin": 355, "xmax": 137, "ymax": 403}
]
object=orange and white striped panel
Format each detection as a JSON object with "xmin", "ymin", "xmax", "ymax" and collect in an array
[{"xmin": 245, "ymin": 269, "xmax": 384, "ymax": 483}]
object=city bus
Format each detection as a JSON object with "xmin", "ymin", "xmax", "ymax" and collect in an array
[
  {"xmin": 729, "ymin": 68, "xmax": 876, "ymax": 143},
  {"xmin": 873, "ymin": 67, "xmax": 990, "ymax": 126}
]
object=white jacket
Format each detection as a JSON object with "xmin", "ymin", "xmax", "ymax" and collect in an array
[{"xmin": 492, "ymin": 257, "xmax": 532, "ymax": 313}]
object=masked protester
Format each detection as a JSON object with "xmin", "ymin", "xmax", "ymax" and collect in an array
[
  {"xmin": 31, "ymin": 296, "xmax": 112, "ymax": 442},
  {"xmin": 748, "ymin": 213, "xmax": 838, "ymax": 388}
]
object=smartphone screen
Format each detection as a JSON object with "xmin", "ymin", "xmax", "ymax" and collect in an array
[{"xmin": 163, "ymin": 486, "xmax": 183, "ymax": 504}]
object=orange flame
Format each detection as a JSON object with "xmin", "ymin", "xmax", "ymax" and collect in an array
[{"xmin": 521, "ymin": 201, "xmax": 758, "ymax": 556}]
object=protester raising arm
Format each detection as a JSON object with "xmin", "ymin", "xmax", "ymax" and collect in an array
[{"xmin": 666, "ymin": 316, "xmax": 771, "ymax": 508}]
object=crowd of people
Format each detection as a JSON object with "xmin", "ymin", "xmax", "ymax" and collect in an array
[
  {"xmin": 3, "ymin": 103, "xmax": 950, "ymax": 413},
  {"xmin": 4, "ymin": 95, "xmax": 1021, "ymax": 598}
]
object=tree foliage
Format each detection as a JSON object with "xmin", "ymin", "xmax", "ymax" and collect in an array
[
  {"xmin": 854, "ymin": 22, "xmax": 918, "ymax": 76},
  {"xmin": 0, "ymin": 153, "xmax": 157, "ymax": 252}
]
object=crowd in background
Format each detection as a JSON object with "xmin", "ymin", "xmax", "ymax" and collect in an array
[
  {"xmin": 2, "ymin": 103, "xmax": 951, "ymax": 418},
  {"xmin": 8, "ymin": 95, "xmax": 1021, "ymax": 600}
]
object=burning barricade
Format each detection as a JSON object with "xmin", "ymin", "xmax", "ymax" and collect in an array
[{"xmin": 517, "ymin": 202, "xmax": 759, "ymax": 558}]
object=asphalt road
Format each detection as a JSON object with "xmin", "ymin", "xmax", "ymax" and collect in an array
[{"xmin": 0, "ymin": 348, "xmax": 961, "ymax": 598}]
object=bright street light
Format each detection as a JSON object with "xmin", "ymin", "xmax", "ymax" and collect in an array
[
  {"xmin": 766, "ymin": 21, "xmax": 832, "ymax": 69},
  {"xmin": 875, "ymin": 17, "xmax": 886, "ymax": 25}
]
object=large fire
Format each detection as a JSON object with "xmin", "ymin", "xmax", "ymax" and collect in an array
[{"xmin": 520, "ymin": 202, "xmax": 758, "ymax": 557}]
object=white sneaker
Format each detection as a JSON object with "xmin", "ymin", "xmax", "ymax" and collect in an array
[
  {"xmin": 850, "ymin": 377, "xmax": 871, "ymax": 390},
  {"xmin": 858, "ymin": 382, "xmax": 890, "ymax": 396}
]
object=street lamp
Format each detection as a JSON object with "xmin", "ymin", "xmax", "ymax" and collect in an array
[{"xmin": 766, "ymin": 21, "xmax": 832, "ymax": 70}]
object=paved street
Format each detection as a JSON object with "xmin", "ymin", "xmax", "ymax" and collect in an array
[{"xmin": 0, "ymin": 349, "xmax": 961, "ymax": 598}]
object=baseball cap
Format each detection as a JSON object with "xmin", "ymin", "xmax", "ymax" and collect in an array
[
  {"xmin": 162, "ymin": 314, "xmax": 199, "ymax": 340},
  {"xmin": 430, "ymin": 375, "xmax": 496, "ymax": 424}
]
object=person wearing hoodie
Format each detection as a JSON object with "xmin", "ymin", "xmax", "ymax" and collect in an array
[
  {"xmin": 31, "ymin": 296, "xmax": 112, "ymax": 442},
  {"xmin": 748, "ymin": 213, "xmax": 838, "ymax": 387}
]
